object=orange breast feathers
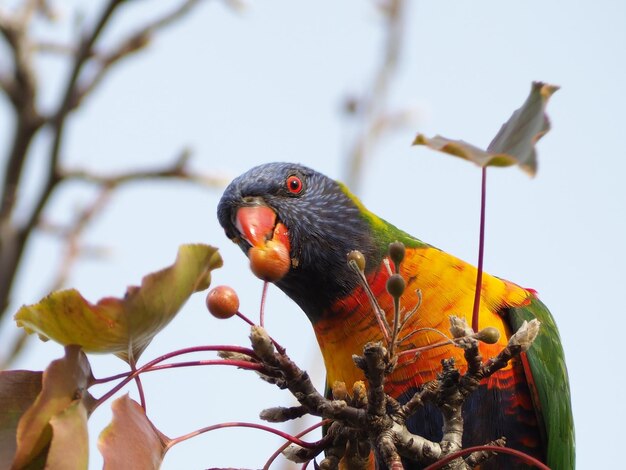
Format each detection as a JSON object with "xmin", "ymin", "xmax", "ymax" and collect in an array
[{"xmin": 313, "ymin": 246, "xmax": 531, "ymax": 397}]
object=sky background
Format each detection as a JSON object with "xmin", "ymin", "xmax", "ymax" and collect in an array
[{"xmin": 2, "ymin": 0, "xmax": 625, "ymax": 468}]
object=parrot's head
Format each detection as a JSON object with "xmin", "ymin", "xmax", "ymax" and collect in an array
[{"xmin": 217, "ymin": 162, "xmax": 383, "ymax": 320}]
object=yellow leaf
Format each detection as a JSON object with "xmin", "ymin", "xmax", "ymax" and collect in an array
[{"xmin": 15, "ymin": 244, "xmax": 222, "ymax": 363}]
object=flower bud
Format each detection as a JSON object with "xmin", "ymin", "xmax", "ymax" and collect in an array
[
  {"xmin": 386, "ymin": 273, "xmax": 406, "ymax": 298},
  {"xmin": 347, "ymin": 250, "xmax": 366, "ymax": 272},
  {"xmin": 388, "ymin": 241, "xmax": 406, "ymax": 266}
]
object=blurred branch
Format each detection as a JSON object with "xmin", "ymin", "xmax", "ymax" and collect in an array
[
  {"xmin": 343, "ymin": 0, "xmax": 410, "ymax": 193},
  {"xmin": 72, "ymin": 0, "xmax": 205, "ymax": 112},
  {"xmin": 42, "ymin": 189, "xmax": 113, "ymax": 293},
  {"xmin": 0, "ymin": 0, "xmax": 212, "ymax": 367},
  {"xmin": 62, "ymin": 150, "xmax": 230, "ymax": 189}
]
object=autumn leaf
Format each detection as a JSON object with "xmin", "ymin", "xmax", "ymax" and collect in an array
[
  {"xmin": 413, "ymin": 81, "xmax": 559, "ymax": 176},
  {"xmin": 98, "ymin": 395, "xmax": 170, "ymax": 470},
  {"xmin": 11, "ymin": 346, "xmax": 95, "ymax": 469},
  {"xmin": 46, "ymin": 401, "xmax": 89, "ymax": 470},
  {"xmin": 0, "ymin": 371, "xmax": 42, "ymax": 468},
  {"xmin": 14, "ymin": 244, "xmax": 222, "ymax": 363}
]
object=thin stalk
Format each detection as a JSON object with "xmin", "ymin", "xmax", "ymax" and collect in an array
[
  {"xmin": 260, "ymin": 281, "xmax": 269, "ymax": 327},
  {"xmin": 129, "ymin": 360, "xmax": 147, "ymax": 411},
  {"xmin": 91, "ymin": 344, "xmax": 257, "ymax": 385},
  {"xmin": 236, "ymin": 310, "xmax": 285, "ymax": 354},
  {"xmin": 471, "ymin": 167, "xmax": 487, "ymax": 332},
  {"xmin": 423, "ymin": 444, "xmax": 550, "ymax": 470},
  {"xmin": 388, "ymin": 296, "xmax": 401, "ymax": 357},
  {"xmin": 348, "ymin": 260, "xmax": 391, "ymax": 342},
  {"xmin": 262, "ymin": 420, "xmax": 328, "ymax": 470},
  {"xmin": 95, "ymin": 358, "xmax": 262, "ymax": 407},
  {"xmin": 165, "ymin": 421, "xmax": 324, "ymax": 451}
]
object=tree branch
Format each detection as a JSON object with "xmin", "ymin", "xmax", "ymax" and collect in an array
[
  {"xmin": 343, "ymin": 0, "xmax": 410, "ymax": 192},
  {"xmin": 249, "ymin": 317, "xmax": 540, "ymax": 469}
]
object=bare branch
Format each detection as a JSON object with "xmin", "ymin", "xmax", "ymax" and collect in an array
[
  {"xmin": 0, "ymin": 0, "xmax": 210, "ymax": 361},
  {"xmin": 71, "ymin": 0, "xmax": 205, "ymax": 111},
  {"xmin": 61, "ymin": 150, "xmax": 229, "ymax": 189},
  {"xmin": 343, "ymin": 0, "xmax": 409, "ymax": 192}
]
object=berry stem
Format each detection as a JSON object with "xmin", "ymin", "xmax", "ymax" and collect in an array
[
  {"xmin": 471, "ymin": 167, "xmax": 487, "ymax": 332},
  {"xmin": 236, "ymin": 310, "xmax": 286, "ymax": 354},
  {"xmin": 260, "ymin": 281, "xmax": 269, "ymax": 327}
]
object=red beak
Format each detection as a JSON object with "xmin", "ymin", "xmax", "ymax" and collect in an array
[{"xmin": 235, "ymin": 205, "xmax": 290, "ymax": 251}]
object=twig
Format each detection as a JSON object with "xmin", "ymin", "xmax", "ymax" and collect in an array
[
  {"xmin": 61, "ymin": 149, "xmax": 228, "ymax": 188},
  {"xmin": 343, "ymin": 0, "xmax": 408, "ymax": 192},
  {"xmin": 71, "ymin": 0, "xmax": 206, "ymax": 112}
]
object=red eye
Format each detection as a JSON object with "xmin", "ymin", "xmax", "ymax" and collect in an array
[{"xmin": 286, "ymin": 175, "xmax": 303, "ymax": 194}]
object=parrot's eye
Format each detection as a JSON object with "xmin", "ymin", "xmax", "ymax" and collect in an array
[{"xmin": 286, "ymin": 175, "xmax": 304, "ymax": 195}]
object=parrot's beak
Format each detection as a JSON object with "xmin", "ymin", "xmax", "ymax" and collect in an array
[{"xmin": 235, "ymin": 205, "xmax": 290, "ymax": 252}]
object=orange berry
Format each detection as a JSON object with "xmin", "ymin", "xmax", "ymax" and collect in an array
[
  {"xmin": 206, "ymin": 285, "xmax": 239, "ymax": 319},
  {"xmin": 249, "ymin": 240, "xmax": 290, "ymax": 282}
]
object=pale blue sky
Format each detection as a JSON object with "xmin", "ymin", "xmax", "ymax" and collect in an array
[{"xmin": 2, "ymin": 0, "xmax": 625, "ymax": 468}]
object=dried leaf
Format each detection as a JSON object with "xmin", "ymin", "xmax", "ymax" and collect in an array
[
  {"xmin": 0, "ymin": 371, "xmax": 42, "ymax": 468},
  {"xmin": 413, "ymin": 81, "xmax": 559, "ymax": 176},
  {"xmin": 15, "ymin": 244, "xmax": 222, "ymax": 363},
  {"xmin": 11, "ymin": 346, "xmax": 95, "ymax": 469},
  {"xmin": 46, "ymin": 401, "xmax": 89, "ymax": 470},
  {"xmin": 98, "ymin": 395, "xmax": 169, "ymax": 470}
]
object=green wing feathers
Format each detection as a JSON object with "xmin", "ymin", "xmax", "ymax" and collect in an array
[{"xmin": 508, "ymin": 296, "xmax": 575, "ymax": 469}]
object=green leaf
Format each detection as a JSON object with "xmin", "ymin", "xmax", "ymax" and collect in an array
[
  {"xmin": 0, "ymin": 371, "xmax": 42, "ymax": 468},
  {"xmin": 46, "ymin": 401, "xmax": 89, "ymax": 470},
  {"xmin": 15, "ymin": 244, "xmax": 222, "ymax": 363},
  {"xmin": 98, "ymin": 395, "xmax": 169, "ymax": 470},
  {"xmin": 11, "ymin": 346, "xmax": 95, "ymax": 469},
  {"xmin": 413, "ymin": 81, "xmax": 559, "ymax": 176}
]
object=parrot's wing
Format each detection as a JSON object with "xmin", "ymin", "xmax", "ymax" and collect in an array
[{"xmin": 506, "ymin": 296, "xmax": 575, "ymax": 470}]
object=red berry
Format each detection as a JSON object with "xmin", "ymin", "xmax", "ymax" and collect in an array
[
  {"xmin": 249, "ymin": 240, "xmax": 290, "ymax": 282},
  {"xmin": 206, "ymin": 285, "xmax": 239, "ymax": 319}
]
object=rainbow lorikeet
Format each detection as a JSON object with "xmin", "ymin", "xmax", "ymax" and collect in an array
[{"xmin": 217, "ymin": 162, "xmax": 574, "ymax": 469}]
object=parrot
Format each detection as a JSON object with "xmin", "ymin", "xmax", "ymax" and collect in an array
[{"xmin": 217, "ymin": 162, "xmax": 574, "ymax": 469}]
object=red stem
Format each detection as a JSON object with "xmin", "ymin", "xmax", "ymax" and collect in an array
[
  {"xmin": 92, "ymin": 345, "xmax": 259, "ymax": 406},
  {"xmin": 165, "ymin": 421, "xmax": 324, "ymax": 451},
  {"xmin": 236, "ymin": 310, "xmax": 286, "ymax": 354},
  {"xmin": 423, "ymin": 445, "xmax": 550, "ymax": 470},
  {"xmin": 93, "ymin": 344, "xmax": 257, "ymax": 385},
  {"xmin": 471, "ymin": 167, "xmax": 487, "ymax": 332},
  {"xmin": 138, "ymin": 359, "xmax": 265, "ymax": 374},
  {"xmin": 130, "ymin": 360, "xmax": 147, "ymax": 412},
  {"xmin": 263, "ymin": 420, "xmax": 328, "ymax": 470}
]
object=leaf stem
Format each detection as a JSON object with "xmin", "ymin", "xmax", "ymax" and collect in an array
[
  {"xmin": 262, "ymin": 420, "xmax": 328, "ymax": 470},
  {"xmin": 471, "ymin": 167, "xmax": 487, "ymax": 332},
  {"xmin": 130, "ymin": 360, "xmax": 147, "ymax": 412},
  {"xmin": 165, "ymin": 421, "xmax": 324, "ymax": 452},
  {"xmin": 92, "ymin": 345, "xmax": 259, "ymax": 406}
]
